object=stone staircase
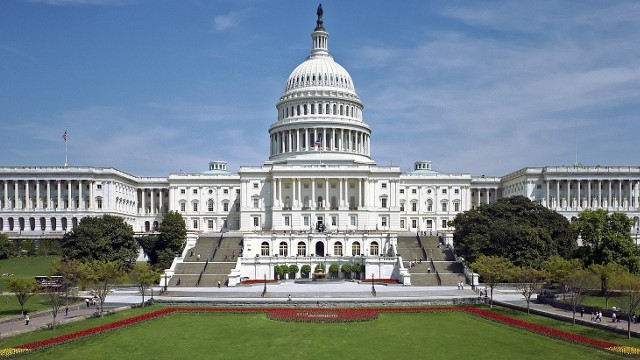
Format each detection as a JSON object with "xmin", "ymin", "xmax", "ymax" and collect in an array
[
  {"xmin": 170, "ymin": 236, "xmax": 244, "ymax": 287},
  {"xmin": 398, "ymin": 235, "xmax": 464, "ymax": 286}
]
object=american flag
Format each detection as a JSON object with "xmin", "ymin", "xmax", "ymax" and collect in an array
[{"xmin": 62, "ymin": 130, "xmax": 67, "ymax": 142}]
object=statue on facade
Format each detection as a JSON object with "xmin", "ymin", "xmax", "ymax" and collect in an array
[{"xmin": 316, "ymin": 4, "xmax": 324, "ymax": 28}]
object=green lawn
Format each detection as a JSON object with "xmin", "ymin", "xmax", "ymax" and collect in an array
[
  {"xmin": 8, "ymin": 310, "xmax": 629, "ymax": 360},
  {"xmin": 0, "ymin": 257, "xmax": 58, "ymax": 292}
]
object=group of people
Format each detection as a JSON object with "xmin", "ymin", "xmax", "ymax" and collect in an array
[
  {"xmin": 591, "ymin": 311, "xmax": 603, "ymax": 322},
  {"xmin": 457, "ymin": 282, "xmax": 465, "ymax": 290}
]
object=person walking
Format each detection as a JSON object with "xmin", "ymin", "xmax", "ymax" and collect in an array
[{"xmin": 25, "ymin": 313, "xmax": 30, "ymax": 325}]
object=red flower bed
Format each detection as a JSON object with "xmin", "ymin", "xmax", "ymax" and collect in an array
[
  {"xmin": 267, "ymin": 308, "xmax": 380, "ymax": 323},
  {"xmin": 241, "ymin": 279, "xmax": 279, "ymax": 284},
  {"xmin": 461, "ymin": 306, "xmax": 620, "ymax": 351},
  {"xmin": 4, "ymin": 306, "xmax": 637, "ymax": 357},
  {"xmin": 360, "ymin": 278, "xmax": 397, "ymax": 284}
]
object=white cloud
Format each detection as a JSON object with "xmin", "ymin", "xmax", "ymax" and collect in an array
[{"xmin": 213, "ymin": 11, "xmax": 242, "ymax": 32}]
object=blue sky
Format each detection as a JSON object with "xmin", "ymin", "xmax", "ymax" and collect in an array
[{"xmin": 1, "ymin": 0, "xmax": 639, "ymax": 177}]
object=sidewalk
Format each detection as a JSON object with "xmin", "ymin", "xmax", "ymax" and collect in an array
[
  {"xmin": 0, "ymin": 303, "xmax": 112, "ymax": 339},
  {"xmin": 492, "ymin": 288, "xmax": 640, "ymax": 337}
]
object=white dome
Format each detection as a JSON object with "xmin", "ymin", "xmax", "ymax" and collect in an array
[{"xmin": 285, "ymin": 57, "xmax": 356, "ymax": 93}]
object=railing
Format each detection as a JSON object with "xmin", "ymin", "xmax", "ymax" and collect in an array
[
  {"xmin": 431, "ymin": 257, "xmax": 441, "ymax": 286},
  {"xmin": 196, "ymin": 269, "xmax": 204, "ymax": 287},
  {"xmin": 416, "ymin": 234, "xmax": 428, "ymax": 261}
]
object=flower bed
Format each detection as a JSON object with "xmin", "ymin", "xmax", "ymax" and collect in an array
[
  {"xmin": 360, "ymin": 278, "xmax": 398, "ymax": 284},
  {"xmin": 3, "ymin": 306, "xmax": 640, "ymax": 357}
]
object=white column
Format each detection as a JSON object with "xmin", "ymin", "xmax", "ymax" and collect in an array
[
  {"xmin": 46, "ymin": 180, "xmax": 51, "ymax": 210},
  {"xmin": 556, "ymin": 181, "xmax": 560, "ymax": 209},
  {"xmin": 311, "ymin": 178, "xmax": 316, "ymax": 207},
  {"xmin": 305, "ymin": 129, "xmax": 309, "ymax": 151},
  {"xmin": 587, "ymin": 180, "xmax": 592, "ymax": 208},
  {"xmin": 271, "ymin": 179, "xmax": 276, "ymax": 209},
  {"xmin": 566, "ymin": 180, "xmax": 570, "ymax": 209},
  {"xmin": 57, "ymin": 181, "xmax": 62, "ymax": 209},
  {"xmin": 78, "ymin": 180, "xmax": 83, "ymax": 209},
  {"xmin": 546, "ymin": 181, "xmax": 550, "ymax": 208},
  {"xmin": 608, "ymin": 181, "xmax": 612, "ymax": 208},
  {"xmin": 67, "ymin": 181, "xmax": 72, "ymax": 209},
  {"xmin": 14, "ymin": 181, "xmax": 19, "ymax": 209},
  {"xmin": 278, "ymin": 179, "xmax": 282, "ymax": 208},
  {"xmin": 151, "ymin": 188, "xmax": 156, "ymax": 214},
  {"xmin": 577, "ymin": 180, "xmax": 581, "ymax": 208},
  {"xmin": 141, "ymin": 189, "xmax": 146, "ymax": 214},
  {"xmin": 598, "ymin": 180, "xmax": 602, "ymax": 207},
  {"xmin": 618, "ymin": 180, "xmax": 623, "ymax": 209},
  {"xmin": 89, "ymin": 182, "xmax": 94, "ymax": 210},
  {"xmin": 159, "ymin": 189, "xmax": 164, "ymax": 213},
  {"xmin": 25, "ymin": 181, "xmax": 30, "ymax": 209},
  {"xmin": 339, "ymin": 178, "xmax": 344, "ymax": 207},
  {"xmin": 35, "ymin": 181, "xmax": 40, "ymax": 209},
  {"xmin": 325, "ymin": 178, "xmax": 329, "ymax": 208},
  {"xmin": 2, "ymin": 181, "xmax": 7, "ymax": 209}
]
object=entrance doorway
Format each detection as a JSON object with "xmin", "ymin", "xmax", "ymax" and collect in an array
[{"xmin": 315, "ymin": 242, "xmax": 325, "ymax": 257}]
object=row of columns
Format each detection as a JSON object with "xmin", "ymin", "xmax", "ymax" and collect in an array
[
  {"xmin": 0, "ymin": 179, "xmax": 95, "ymax": 211},
  {"xmin": 280, "ymin": 101, "xmax": 360, "ymax": 121},
  {"xmin": 546, "ymin": 179, "xmax": 640, "ymax": 210},
  {"xmin": 0, "ymin": 215, "xmax": 76, "ymax": 232},
  {"xmin": 271, "ymin": 178, "xmax": 368, "ymax": 210},
  {"xmin": 138, "ymin": 188, "xmax": 168, "ymax": 215},
  {"xmin": 270, "ymin": 127, "xmax": 370, "ymax": 156},
  {"xmin": 472, "ymin": 188, "xmax": 497, "ymax": 206}
]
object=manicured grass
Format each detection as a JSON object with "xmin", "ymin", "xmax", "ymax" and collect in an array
[
  {"xmin": 0, "ymin": 294, "xmax": 52, "ymax": 318},
  {"xmin": 10, "ymin": 310, "xmax": 627, "ymax": 360},
  {"xmin": 0, "ymin": 257, "xmax": 58, "ymax": 292}
]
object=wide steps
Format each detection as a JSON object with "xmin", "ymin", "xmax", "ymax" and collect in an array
[{"xmin": 173, "ymin": 262, "xmax": 205, "ymax": 275}]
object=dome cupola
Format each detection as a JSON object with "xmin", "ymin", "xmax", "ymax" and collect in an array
[{"xmin": 267, "ymin": 4, "xmax": 374, "ymax": 166}]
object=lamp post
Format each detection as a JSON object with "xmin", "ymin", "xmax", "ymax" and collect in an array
[
  {"xmin": 164, "ymin": 273, "xmax": 168, "ymax": 292},
  {"xmin": 371, "ymin": 272, "xmax": 376, "ymax": 297}
]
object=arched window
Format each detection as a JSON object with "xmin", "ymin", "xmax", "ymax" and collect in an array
[
  {"xmin": 334, "ymin": 241, "xmax": 343, "ymax": 256},
  {"xmin": 297, "ymin": 105, "xmax": 301, "ymax": 116},
  {"xmin": 318, "ymin": 103, "xmax": 323, "ymax": 114},
  {"xmin": 325, "ymin": 104, "xmax": 330, "ymax": 114},
  {"xmin": 279, "ymin": 241, "xmax": 288, "ymax": 257},
  {"xmin": 297, "ymin": 241, "xmax": 306, "ymax": 256},
  {"xmin": 303, "ymin": 196, "xmax": 310, "ymax": 209},
  {"xmin": 370, "ymin": 241, "xmax": 379, "ymax": 256},
  {"xmin": 340, "ymin": 105, "xmax": 344, "ymax": 115},
  {"xmin": 427, "ymin": 199, "xmax": 433, "ymax": 212},
  {"xmin": 303, "ymin": 104, "xmax": 308, "ymax": 115},
  {"xmin": 332, "ymin": 104, "xmax": 337, "ymax": 115},
  {"xmin": 261, "ymin": 242, "xmax": 270, "ymax": 256},
  {"xmin": 208, "ymin": 199, "xmax": 214, "ymax": 212},
  {"xmin": 352, "ymin": 241, "xmax": 361, "ymax": 256}
]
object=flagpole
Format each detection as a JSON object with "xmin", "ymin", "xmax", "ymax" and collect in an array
[{"xmin": 65, "ymin": 139, "xmax": 68, "ymax": 167}]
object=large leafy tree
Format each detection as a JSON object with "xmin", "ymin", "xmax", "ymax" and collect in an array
[
  {"xmin": 572, "ymin": 209, "xmax": 640, "ymax": 273},
  {"xmin": 471, "ymin": 255, "xmax": 515, "ymax": 308},
  {"xmin": 589, "ymin": 262, "xmax": 626, "ymax": 307},
  {"xmin": 143, "ymin": 211, "xmax": 187, "ymax": 269},
  {"xmin": 61, "ymin": 215, "xmax": 137, "ymax": 264},
  {"xmin": 451, "ymin": 196, "xmax": 575, "ymax": 267}
]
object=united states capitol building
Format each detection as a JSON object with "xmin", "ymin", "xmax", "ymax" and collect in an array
[{"xmin": 1, "ymin": 7, "xmax": 639, "ymax": 286}]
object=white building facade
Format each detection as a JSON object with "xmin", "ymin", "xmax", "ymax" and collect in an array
[{"xmin": 1, "ymin": 8, "xmax": 639, "ymax": 283}]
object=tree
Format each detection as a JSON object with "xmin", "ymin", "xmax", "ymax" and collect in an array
[
  {"xmin": 341, "ymin": 263, "xmax": 352, "ymax": 279},
  {"xmin": 300, "ymin": 265, "xmax": 311, "ymax": 279},
  {"xmin": 79, "ymin": 260, "xmax": 126, "ymax": 317},
  {"xmin": 543, "ymin": 256, "xmax": 583, "ymax": 299},
  {"xmin": 155, "ymin": 211, "xmax": 187, "ymax": 269},
  {"xmin": 565, "ymin": 269, "xmax": 597, "ymax": 326},
  {"xmin": 61, "ymin": 215, "xmax": 137, "ymax": 264},
  {"xmin": 42, "ymin": 280, "xmax": 65, "ymax": 330},
  {"xmin": 452, "ymin": 196, "xmax": 575, "ymax": 266},
  {"xmin": 611, "ymin": 272, "xmax": 640, "ymax": 339},
  {"xmin": 471, "ymin": 255, "xmax": 515, "ymax": 308},
  {"xmin": 573, "ymin": 209, "xmax": 640, "ymax": 273},
  {"xmin": 6, "ymin": 278, "xmax": 40, "ymax": 314},
  {"xmin": 512, "ymin": 267, "xmax": 548, "ymax": 315},
  {"xmin": 589, "ymin": 262, "xmax": 626, "ymax": 308},
  {"xmin": 329, "ymin": 263, "xmax": 339, "ymax": 278},
  {"xmin": 288, "ymin": 264, "xmax": 299, "ymax": 279},
  {"xmin": 351, "ymin": 263, "xmax": 363, "ymax": 279},
  {"xmin": 0, "ymin": 233, "xmax": 12, "ymax": 259},
  {"xmin": 130, "ymin": 263, "xmax": 161, "ymax": 308}
]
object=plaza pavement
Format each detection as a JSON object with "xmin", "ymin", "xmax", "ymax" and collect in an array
[{"xmin": 1, "ymin": 283, "xmax": 639, "ymax": 340}]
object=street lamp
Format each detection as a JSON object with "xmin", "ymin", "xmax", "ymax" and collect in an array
[
  {"xmin": 371, "ymin": 272, "xmax": 376, "ymax": 297},
  {"xmin": 164, "ymin": 273, "xmax": 168, "ymax": 292}
]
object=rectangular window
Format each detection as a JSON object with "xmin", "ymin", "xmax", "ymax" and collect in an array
[
  {"xmin": 400, "ymin": 219, "xmax": 405, "ymax": 229},
  {"xmin": 381, "ymin": 216, "xmax": 388, "ymax": 227},
  {"xmin": 208, "ymin": 202, "xmax": 214, "ymax": 212},
  {"xmin": 442, "ymin": 188, "xmax": 447, "ymax": 194},
  {"xmin": 427, "ymin": 219, "xmax": 433, "ymax": 229},
  {"xmin": 412, "ymin": 202, "xmax": 417, "ymax": 212},
  {"xmin": 223, "ymin": 189, "xmax": 229, "ymax": 194},
  {"xmin": 253, "ymin": 199, "xmax": 259, "ymax": 209},
  {"xmin": 442, "ymin": 219, "xmax": 448, "ymax": 228},
  {"xmin": 442, "ymin": 203, "xmax": 447, "ymax": 212},
  {"xmin": 253, "ymin": 217, "xmax": 259, "ymax": 227},
  {"xmin": 223, "ymin": 203, "xmax": 229, "ymax": 212},
  {"xmin": 193, "ymin": 203, "xmax": 198, "ymax": 212},
  {"xmin": 381, "ymin": 198, "xmax": 387, "ymax": 208},
  {"xmin": 350, "ymin": 216, "xmax": 356, "ymax": 226},
  {"xmin": 400, "ymin": 203, "xmax": 405, "ymax": 212},
  {"xmin": 97, "ymin": 184, "xmax": 102, "ymax": 190},
  {"xmin": 236, "ymin": 189, "xmax": 240, "ymax": 194},
  {"xmin": 381, "ymin": 183, "xmax": 387, "ymax": 189},
  {"xmin": 97, "ymin": 199, "xmax": 102, "ymax": 209},
  {"xmin": 411, "ymin": 189, "xmax": 417, "ymax": 194},
  {"xmin": 400, "ymin": 189, "xmax": 404, "ymax": 194},
  {"xmin": 454, "ymin": 202, "xmax": 460, "ymax": 212},
  {"xmin": 284, "ymin": 216, "xmax": 290, "ymax": 226},
  {"xmin": 304, "ymin": 216, "xmax": 309, "ymax": 226},
  {"xmin": 253, "ymin": 183, "xmax": 259, "ymax": 189},
  {"xmin": 454, "ymin": 189, "xmax": 459, "ymax": 194},
  {"xmin": 193, "ymin": 189, "xmax": 198, "ymax": 194},
  {"xmin": 208, "ymin": 219, "xmax": 214, "ymax": 229},
  {"xmin": 412, "ymin": 219, "xmax": 417, "ymax": 228},
  {"xmin": 331, "ymin": 216, "xmax": 337, "ymax": 226},
  {"xmin": 180, "ymin": 189, "xmax": 186, "ymax": 194},
  {"xmin": 180, "ymin": 203, "xmax": 186, "ymax": 212},
  {"xmin": 193, "ymin": 219, "xmax": 198, "ymax": 229}
]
